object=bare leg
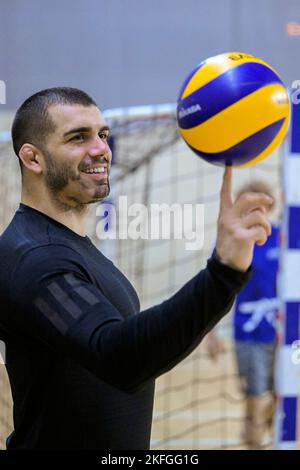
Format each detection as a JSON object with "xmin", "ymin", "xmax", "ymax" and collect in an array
[{"xmin": 246, "ymin": 392, "xmax": 275, "ymax": 449}]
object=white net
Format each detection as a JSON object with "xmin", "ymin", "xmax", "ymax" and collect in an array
[{"xmin": 0, "ymin": 105, "xmax": 282, "ymax": 449}]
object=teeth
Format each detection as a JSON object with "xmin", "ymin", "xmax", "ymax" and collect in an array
[{"xmin": 83, "ymin": 167, "xmax": 105, "ymax": 174}]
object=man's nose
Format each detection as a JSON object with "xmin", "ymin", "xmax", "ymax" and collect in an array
[{"xmin": 89, "ymin": 135, "xmax": 111, "ymax": 158}]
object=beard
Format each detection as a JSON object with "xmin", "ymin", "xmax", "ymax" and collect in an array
[{"xmin": 43, "ymin": 149, "xmax": 110, "ymax": 212}]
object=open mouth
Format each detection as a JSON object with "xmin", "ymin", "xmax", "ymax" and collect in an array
[{"xmin": 81, "ymin": 166, "xmax": 108, "ymax": 179}]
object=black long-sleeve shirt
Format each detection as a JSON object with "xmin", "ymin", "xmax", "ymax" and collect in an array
[{"xmin": 0, "ymin": 204, "xmax": 250, "ymax": 449}]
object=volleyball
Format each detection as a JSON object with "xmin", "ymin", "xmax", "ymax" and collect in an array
[{"xmin": 177, "ymin": 52, "xmax": 290, "ymax": 167}]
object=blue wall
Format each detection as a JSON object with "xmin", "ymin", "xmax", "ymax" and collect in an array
[{"xmin": 0, "ymin": 0, "xmax": 299, "ymax": 111}]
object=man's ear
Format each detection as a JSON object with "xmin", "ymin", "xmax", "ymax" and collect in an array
[{"xmin": 19, "ymin": 144, "xmax": 43, "ymax": 175}]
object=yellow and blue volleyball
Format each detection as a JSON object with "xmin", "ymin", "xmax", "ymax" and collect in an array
[{"xmin": 177, "ymin": 52, "xmax": 290, "ymax": 167}]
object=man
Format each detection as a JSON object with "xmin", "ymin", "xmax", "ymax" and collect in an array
[
  {"xmin": 0, "ymin": 88, "xmax": 272, "ymax": 450},
  {"xmin": 207, "ymin": 180, "xmax": 278, "ymax": 449}
]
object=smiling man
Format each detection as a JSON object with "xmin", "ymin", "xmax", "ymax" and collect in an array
[
  {"xmin": 0, "ymin": 88, "xmax": 273, "ymax": 450},
  {"xmin": 13, "ymin": 91, "xmax": 112, "ymax": 234}
]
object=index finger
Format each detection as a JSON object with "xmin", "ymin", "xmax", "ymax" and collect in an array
[{"xmin": 220, "ymin": 165, "xmax": 233, "ymax": 211}]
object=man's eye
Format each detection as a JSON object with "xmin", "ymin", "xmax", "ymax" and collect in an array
[
  {"xmin": 99, "ymin": 132, "xmax": 109, "ymax": 141},
  {"xmin": 71, "ymin": 134, "xmax": 85, "ymax": 142}
]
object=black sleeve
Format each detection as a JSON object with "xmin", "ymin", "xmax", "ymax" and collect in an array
[{"xmin": 10, "ymin": 245, "xmax": 251, "ymax": 393}]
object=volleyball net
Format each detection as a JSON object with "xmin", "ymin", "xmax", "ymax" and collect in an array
[{"xmin": 0, "ymin": 103, "xmax": 297, "ymax": 450}]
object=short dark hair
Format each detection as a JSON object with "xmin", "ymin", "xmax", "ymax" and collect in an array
[{"xmin": 11, "ymin": 87, "xmax": 97, "ymax": 165}]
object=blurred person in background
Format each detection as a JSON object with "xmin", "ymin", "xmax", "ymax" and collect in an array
[{"xmin": 207, "ymin": 180, "xmax": 279, "ymax": 449}]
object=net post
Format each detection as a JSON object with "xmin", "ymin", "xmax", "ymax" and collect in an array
[{"xmin": 274, "ymin": 96, "xmax": 300, "ymax": 449}]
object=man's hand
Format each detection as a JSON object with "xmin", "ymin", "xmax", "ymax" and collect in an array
[
  {"xmin": 205, "ymin": 331, "xmax": 226, "ymax": 362},
  {"xmin": 215, "ymin": 166, "xmax": 273, "ymax": 272}
]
